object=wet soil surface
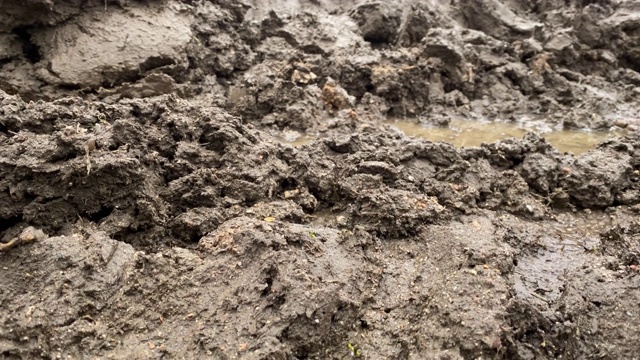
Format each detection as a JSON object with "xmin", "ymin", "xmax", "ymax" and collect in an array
[{"xmin": 1, "ymin": 0, "xmax": 640, "ymax": 359}]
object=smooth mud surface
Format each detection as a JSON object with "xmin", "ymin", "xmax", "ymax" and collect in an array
[{"xmin": 1, "ymin": 0, "xmax": 640, "ymax": 359}]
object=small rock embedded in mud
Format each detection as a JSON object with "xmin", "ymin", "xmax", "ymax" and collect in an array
[
  {"xmin": 613, "ymin": 119, "xmax": 629, "ymax": 128},
  {"xmin": 85, "ymin": 138, "xmax": 96, "ymax": 153},
  {"xmin": 283, "ymin": 189, "xmax": 300, "ymax": 199},
  {"xmin": 291, "ymin": 68, "xmax": 317, "ymax": 85},
  {"xmin": 322, "ymin": 77, "xmax": 355, "ymax": 112}
]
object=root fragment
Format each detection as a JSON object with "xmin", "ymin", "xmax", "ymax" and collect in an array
[
  {"xmin": 85, "ymin": 138, "xmax": 96, "ymax": 175},
  {"xmin": 0, "ymin": 227, "xmax": 47, "ymax": 253}
]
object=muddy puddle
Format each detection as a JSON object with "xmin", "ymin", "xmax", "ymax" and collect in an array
[
  {"xmin": 385, "ymin": 118, "xmax": 628, "ymax": 154},
  {"xmin": 280, "ymin": 118, "xmax": 628, "ymax": 154},
  {"xmin": 276, "ymin": 130, "xmax": 318, "ymax": 147}
]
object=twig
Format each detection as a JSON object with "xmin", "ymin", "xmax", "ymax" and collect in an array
[
  {"xmin": 530, "ymin": 291, "xmax": 549, "ymax": 303},
  {"xmin": 0, "ymin": 227, "xmax": 46, "ymax": 253}
]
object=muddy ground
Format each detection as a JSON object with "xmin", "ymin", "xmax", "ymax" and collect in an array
[{"xmin": 1, "ymin": 0, "xmax": 640, "ymax": 359}]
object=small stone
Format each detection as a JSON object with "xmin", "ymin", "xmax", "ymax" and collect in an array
[
  {"xmin": 284, "ymin": 189, "xmax": 300, "ymax": 199},
  {"xmin": 544, "ymin": 31, "xmax": 573, "ymax": 52},
  {"xmin": 85, "ymin": 138, "xmax": 96, "ymax": 153},
  {"xmin": 613, "ymin": 119, "xmax": 628, "ymax": 128}
]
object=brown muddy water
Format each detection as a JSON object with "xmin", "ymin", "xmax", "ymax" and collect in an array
[
  {"xmin": 385, "ymin": 118, "xmax": 628, "ymax": 155},
  {"xmin": 277, "ymin": 130, "xmax": 318, "ymax": 147},
  {"xmin": 280, "ymin": 118, "xmax": 628, "ymax": 154}
]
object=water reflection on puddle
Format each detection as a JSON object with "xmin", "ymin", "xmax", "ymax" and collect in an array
[
  {"xmin": 276, "ymin": 130, "xmax": 316, "ymax": 147},
  {"xmin": 385, "ymin": 118, "xmax": 627, "ymax": 155}
]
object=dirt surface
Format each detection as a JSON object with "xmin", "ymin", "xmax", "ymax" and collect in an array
[{"xmin": 1, "ymin": 0, "xmax": 640, "ymax": 359}]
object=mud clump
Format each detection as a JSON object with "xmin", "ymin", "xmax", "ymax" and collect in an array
[
  {"xmin": 349, "ymin": 1, "xmax": 402, "ymax": 45},
  {"xmin": 2, "ymin": 0, "xmax": 640, "ymax": 359}
]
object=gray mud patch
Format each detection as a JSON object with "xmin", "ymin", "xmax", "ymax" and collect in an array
[{"xmin": 1, "ymin": 0, "xmax": 640, "ymax": 359}]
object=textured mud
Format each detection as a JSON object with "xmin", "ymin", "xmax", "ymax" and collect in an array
[{"xmin": 1, "ymin": 0, "xmax": 640, "ymax": 359}]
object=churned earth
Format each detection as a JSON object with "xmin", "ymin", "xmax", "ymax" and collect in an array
[{"xmin": 1, "ymin": 0, "xmax": 640, "ymax": 359}]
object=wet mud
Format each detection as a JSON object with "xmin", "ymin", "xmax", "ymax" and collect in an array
[{"xmin": 1, "ymin": 0, "xmax": 640, "ymax": 359}]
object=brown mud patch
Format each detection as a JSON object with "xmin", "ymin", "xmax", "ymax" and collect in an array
[{"xmin": 1, "ymin": 0, "xmax": 640, "ymax": 359}]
